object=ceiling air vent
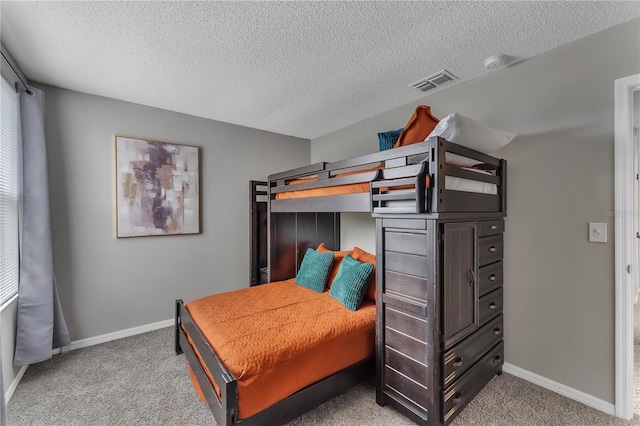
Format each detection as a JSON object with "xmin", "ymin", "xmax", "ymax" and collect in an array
[{"xmin": 409, "ymin": 70, "xmax": 458, "ymax": 93}]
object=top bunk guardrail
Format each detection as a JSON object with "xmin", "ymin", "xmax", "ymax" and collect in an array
[{"xmin": 268, "ymin": 136, "xmax": 507, "ymax": 216}]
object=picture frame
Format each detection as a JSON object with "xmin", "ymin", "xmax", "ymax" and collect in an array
[{"xmin": 115, "ymin": 135, "xmax": 200, "ymax": 238}]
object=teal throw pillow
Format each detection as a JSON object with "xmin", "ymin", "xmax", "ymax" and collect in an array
[
  {"xmin": 329, "ymin": 254, "xmax": 374, "ymax": 311},
  {"xmin": 294, "ymin": 248, "xmax": 335, "ymax": 293},
  {"xmin": 378, "ymin": 128, "xmax": 403, "ymax": 151}
]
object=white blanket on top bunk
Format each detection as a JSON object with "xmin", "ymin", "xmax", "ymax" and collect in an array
[
  {"xmin": 445, "ymin": 176, "xmax": 497, "ymax": 195},
  {"xmin": 429, "ymin": 113, "xmax": 516, "ymax": 167},
  {"xmin": 444, "ymin": 166, "xmax": 497, "ymax": 195}
]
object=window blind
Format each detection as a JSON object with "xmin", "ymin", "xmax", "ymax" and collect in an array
[{"xmin": 0, "ymin": 76, "xmax": 20, "ymax": 307}]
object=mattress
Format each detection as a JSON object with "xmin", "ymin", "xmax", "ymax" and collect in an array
[
  {"xmin": 275, "ymin": 166, "xmax": 496, "ymax": 200},
  {"xmin": 184, "ymin": 279, "xmax": 376, "ymax": 419},
  {"xmin": 445, "ymin": 174, "xmax": 498, "ymax": 195}
]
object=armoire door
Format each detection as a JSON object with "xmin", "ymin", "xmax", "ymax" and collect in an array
[{"xmin": 442, "ymin": 222, "xmax": 478, "ymax": 348}]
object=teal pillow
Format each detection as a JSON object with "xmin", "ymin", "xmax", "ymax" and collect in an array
[
  {"xmin": 378, "ymin": 128, "xmax": 403, "ymax": 151},
  {"xmin": 294, "ymin": 248, "xmax": 335, "ymax": 293},
  {"xmin": 329, "ymin": 254, "xmax": 374, "ymax": 311}
]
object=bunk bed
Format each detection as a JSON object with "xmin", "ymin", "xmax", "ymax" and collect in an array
[
  {"xmin": 175, "ymin": 132, "xmax": 508, "ymax": 426},
  {"xmin": 269, "ymin": 137, "xmax": 505, "ymax": 216}
]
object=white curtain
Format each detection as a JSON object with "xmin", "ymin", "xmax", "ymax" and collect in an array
[
  {"xmin": 636, "ymin": 127, "xmax": 640, "ymax": 301},
  {"xmin": 13, "ymin": 85, "xmax": 70, "ymax": 366},
  {"xmin": 0, "ymin": 336, "xmax": 6, "ymax": 426}
]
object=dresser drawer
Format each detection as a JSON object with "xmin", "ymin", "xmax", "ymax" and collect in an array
[
  {"xmin": 385, "ymin": 306, "xmax": 429, "ymax": 343},
  {"xmin": 479, "ymin": 220, "xmax": 504, "ymax": 237},
  {"xmin": 385, "ymin": 327, "xmax": 429, "ymax": 363},
  {"xmin": 478, "ymin": 261, "xmax": 503, "ymax": 296},
  {"xmin": 385, "ymin": 346, "xmax": 429, "ymax": 388},
  {"xmin": 443, "ymin": 341, "xmax": 504, "ymax": 425},
  {"xmin": 443, "ymin": 314, "xmax": 503, "ymax": 386},
  {"xmin": 478, "ymin": 235, "xmax": 503, "ymax": 266},
  {"xmin": 479, "ymin": 288, "xmax": 503, "ymax": 325},
  {"xmin": 385, "ymin": 231, "xmax": 428, "ymax": 256},
  {"xmin": 385, "ymin": 251, "xmax": 428, "ymax": 278},
  {"xmin": 384, "ymin": 365, "xmax": 429, "ymax": 408},
  {"xmin": 385, "ymin": 270, "xmax": 428, "ymax": 302}
]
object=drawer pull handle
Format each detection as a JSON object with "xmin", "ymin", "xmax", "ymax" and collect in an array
[
  {"xmin": 488, "ymin": 302, "xmax": 497, "ymax": 310},
  {"xmin": 490, "ymin": 225, "xmax": 498, "ymax": 230},
  {"xmin": 452, "ymin": 392, "xmax": 463, "ymax": 404},
  {"xmin": 489, "ymin": 274, "xmax": 497, "ymax": 282},
  {"xmin": 489, "ymin": 245, "xmax": 497, "ymax": 253},
  {"xmin": 452, "ymin": 357, "xmax": 463, "ymax": 368},
  {"xmin": 493, "ymin": 327, "xmax": 501, "ymax": 335},
  {"xmin": 492, "ymin": 355, "xmax": 502, "ymax": 365}
]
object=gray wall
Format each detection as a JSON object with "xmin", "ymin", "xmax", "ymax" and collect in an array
[
  {"xmin": 311, "ymin": 18, "xmax": 640, "ymax": 404},
  {"xmin": 40, "ymin": 85, "xmax": 310, "ymax": 341},
  {"xmin": 635, "ymin": 91, "xmax": 640, "ymax": 124}
]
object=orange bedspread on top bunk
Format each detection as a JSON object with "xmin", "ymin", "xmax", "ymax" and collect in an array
[
  {"xmin": 185, "ymin": 279, "xmax": 376, "ymax": 419},
  {"xmin": 274, "ymin": 166, "xmax": 431, "ymax": 200}
]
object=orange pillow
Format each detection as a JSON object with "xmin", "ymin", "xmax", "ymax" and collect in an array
[
  {"xmin": 316, "ymin": 243, "xmax": 352, "ymax": 288},
  {"xmin": 393, "ymin": 105, "xmax": 439, "ymax": 148},
  {"xmin": 351, "ymin": 246, "xmax": 376, "ymax": 302}
]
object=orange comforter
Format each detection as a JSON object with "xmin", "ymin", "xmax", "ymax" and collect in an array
[
  {"xmin": 185, "ymin": 279, "xmax": 376, "ymax": 419},
  {"xmin": 275, "ymin": 166, "xmax": 431, "ymax": 200}
]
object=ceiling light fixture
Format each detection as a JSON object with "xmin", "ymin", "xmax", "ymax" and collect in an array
[{"xmin": 484, "ymin": 54, "xmax": 511, "ymax": 70}]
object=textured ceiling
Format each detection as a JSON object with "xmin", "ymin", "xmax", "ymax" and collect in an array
[{"xmin": 1, "ymin": 1, "xmax": 639, "ymax": 139}]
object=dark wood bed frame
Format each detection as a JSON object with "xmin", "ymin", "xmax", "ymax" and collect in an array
[
  {"xmin": 175, "ymin": 300, "xmax": 374, "ymax": 426},
  {"xmin": 175, "ymin": 135, "xmax": 507, "ymax": 426},
  {"xmin": 249, "ymin": 181, "xmax": 268, "ymax": 286}
]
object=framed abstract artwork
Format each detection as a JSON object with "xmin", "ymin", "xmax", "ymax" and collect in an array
[{"xmin": 115, "ymin": 136, "xmax": 200, "ymax": 238}]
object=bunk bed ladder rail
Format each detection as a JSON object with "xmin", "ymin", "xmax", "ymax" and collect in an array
[{"xmin": 370, "ymin": 161, "xmax": 429, "ymax": 215}]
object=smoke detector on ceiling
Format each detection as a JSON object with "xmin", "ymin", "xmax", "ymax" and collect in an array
[
  {"xmin": 484, "ymin": 54, "xmax": 511, "ymax": 70},
  {"xmin": 408, "ymin": 70, "xmax": 458, "ymax": 93}
]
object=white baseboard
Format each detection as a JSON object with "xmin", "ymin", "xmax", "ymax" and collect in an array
[
  {"xmin": 502, "ymin": 362, "xmax": 616, "ymax": 416},
  {"xmin": 52, "ymin": 318, "xmax": 173, "ymax": 355},
  {"xmin": 5, "ymin": 364, "xmax": 28, "ymax": 403}
]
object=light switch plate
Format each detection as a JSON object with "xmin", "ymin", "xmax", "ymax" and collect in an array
[{"xmin": 589, "ymin": 223, "xmax": 607, "ymax": 243}]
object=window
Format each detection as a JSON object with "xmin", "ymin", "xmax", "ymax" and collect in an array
[{"xmin": 0, "ymin": 75, "xmax": 20, "ymax": 307}]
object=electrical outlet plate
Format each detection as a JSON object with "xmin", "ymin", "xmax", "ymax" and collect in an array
[{"xmin": 589, "ymin": 223, "xmax": 607, "ymax": 243}]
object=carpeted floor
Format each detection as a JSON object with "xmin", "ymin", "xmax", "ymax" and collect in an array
[{"xmin": 7, "ymin": 325, "xmax": 639, "ymax": 426}]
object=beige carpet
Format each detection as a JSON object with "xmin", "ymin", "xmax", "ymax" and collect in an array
[{"xmin": 7, "ymin": 326, "xmax": 639, "ymax": 426}]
